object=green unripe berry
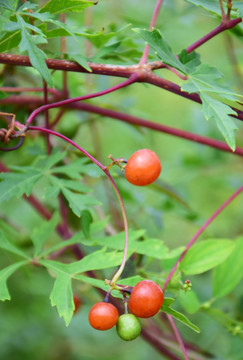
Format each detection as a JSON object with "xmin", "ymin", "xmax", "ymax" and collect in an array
[{"xmin": 116, "ymin": 314, "xmax": 141, "ymax": 341}]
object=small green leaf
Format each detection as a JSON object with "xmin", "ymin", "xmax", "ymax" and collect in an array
[
  {"xmin": 81, "ymin": 210, "xmax": 93, "ymax": 240},
  {"xmin": 18, "ymin": 20, "xmax": 53, "ymax": 87},
  {"xmin": 201, "ymin": 94, "xmax": 238, "ymax": 151},
  {"xmin": 0, "ymin": 0, "xmax": 15, "ymax": 11},
  {"xmin": 180, "ymin": 239, "xmax": 235, "ymax": 275},
  {"xmin": 61, "ymin": 188, "xmax": 99, "ymax": 217},
  {"xmin": 74, "ymin": 275, "xmax": 109, "ymax": 292},
  {"xmin": 40, "ymin": 0, "xmax": 96, "ymax": 14},
  {"xmin": 68, "ymin": 248, "xmax": 128, "ymax": 274},
  {"xmin": 213, "ymin": 237, "xmax": 243, "ymax": 298},
  {"xmin": 0, "ymin": 169, "xmax": 43, "ymax": 202},
  {"xmin": 0, "ymin": 30, "xmax": 21, "ymax": 52},
  {"xmin": 178, "ymin": 290, "xmax": 201, "ymax": 314},
  {"xmin": 31, "ymin": 213, "xmax": 59, "ymax": 257},
  {"xmin": 0, "ymin": 230, "xmax": 30, "ymax": 259},
  {"xmin": 162, "ymin": 298, "xmax": 200, "ymax": 333},
  {"xmin": 70, "ymin": 54, "xmax": 92, "ymax": 72},
  {"xmin": 133, "ymin": 28, "xmax": 185, "ymax": 73},
  {"xmin": 178, "ymin": 50, "xmax": 201, "ymax": 74},
  {"xmin": 49, "ymin": 271, "xmax": 74, "ymax": 326},
  {"xmin": 0, "ymin": 261, "xmax": 28, "ymax": 301}
]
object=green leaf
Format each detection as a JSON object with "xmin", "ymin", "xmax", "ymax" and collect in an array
[
  {"xmin": 70, "ymin": 54, "xmax": 92, "ymax": 72},
  {"xmin": 133, "ymin": 239, "xmax": 184, "ymax": 260},
  {"xmin": 18, "ymin": 21, "xmax": 53, "ymax": 87},
  {"xmin": 36, "ymin": 151, "xmax": 66, "ymax": 171},
  {"xmin": 0, "ymin": 30, "xmax": 21, "ymax": 52},
  {"xmin": 39, "ymin": 0, "xmax": 96, "ymax": 14},
  {"xmin": 184, "ymin": 0, "xmax": 224, "ymax": 16},
  {"xmin": 162, "ymin": 298, "xmax": 200, "ymax": 333},
  {"xmin": 0, "ymin": 0, "xmax": 15, "ymax": 11},
  {"xmin": 68, "ymin": 248, "xmax": 128, "ymax": 274},
  {"xmin": 178, "ymin": 290, "xmax": 201, "ymax": 314},
  {"xmin": 40, "ymin": 248, "xmax": 129, "ymax": 275},
  {"xmin": 213, "ymin": 237, "xmax": 243, "ymax": 298},
  {"xmin": 61, "ymin": 188, "xmax": 100, "ymax": 217},
  {"xmin": 201, "ymin": 94, "xmax": 238, "ymax": 151},
  {"xmin": 92, "ymin": 229, "xmax": 145, "ymax": 250},
  {"xmin": 81, "ymin": 210, "xmax": 93, "ymax": 240},
  {"xmin": 0, "ymin": 261, "xmax": 28, "ymax": 301},
  {"xmin": 31, "ymin": 213, "xmax": 59, "ymax": 257},
  {"xmin": 182, "ymin": 64, "xmax": 241, "ymax": 100},
  {"xmin": 74, "ymin": 275, "xmax": 109, "ymax": 292},
  {"xmin": 180, "ymin": 239, "xmax": 235, "ymax": 275},
  {"xmin": 0, "ymin": 169, "xmax": 43, "ymax": 202},
  {"xmin": 51, "ymin": 158, "xmax": 89, "ymax": 179},
  {"xmin": 0, "ymin": 231, "xmax": 30, "ymax": 259},
  {"xmin": 133, "ymin": 28, "xmax": 186, "ymax": 73},
  {"xmin": 49, "ymin": 271, "xmax": 74, "ymax": 326},
  {"xmin": 178, "ymin": 50, "xmax": 201, "ymax": 74}
]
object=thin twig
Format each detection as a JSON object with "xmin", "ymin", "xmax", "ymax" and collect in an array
[{"xmin": 163, "ymin": 185, "xmax": 243, "ymax": 291}]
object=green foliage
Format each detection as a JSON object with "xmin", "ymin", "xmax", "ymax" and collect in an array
[
  {"xmin": 180, "ymin": 239, "xmax": 235, "ymax": 275},
  {"xmin": 161, "ymin": 297, "xmax": 200, "ymax": 333},
  {"xmin": 213, "ymin": 237, "xmax": 243, "ymax": 298}
]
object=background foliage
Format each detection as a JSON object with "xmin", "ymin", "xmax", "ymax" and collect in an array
[{"xmin": 0, "ymin": 0, "xmax": 243, "ymax": 359}]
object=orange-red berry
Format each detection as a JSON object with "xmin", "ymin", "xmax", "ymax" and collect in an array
[
  {"xmin": 125, "ymin": 149, "xmax": 161, "ymax": 186},
  {"xmin": 88, "ymin": 302, "xmax": 119, "ymax": 330},
  {"xmin": 128, "ymin": 280, "xmax": 164, "ymax": 318}
]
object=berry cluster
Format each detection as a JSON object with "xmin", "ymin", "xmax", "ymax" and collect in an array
[{"xmin": 88, "ymin": 280, "xmax": 164, "ymax": 341}]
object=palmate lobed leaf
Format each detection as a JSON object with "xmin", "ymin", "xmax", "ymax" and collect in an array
[
  {"xmin": 0, "ymin": 169, "xmax": 43, "ymax": 202},
  {"xmin": 31, "ymin": 213, "xmax": 59, "ymax": 257},
  {"xmin": 201, "ymin": 94, "xmax": 238, "ymax": 151},
  {"xmin": 133, "ymin": 28, "xmax": 186, "ymax": 73},
  {"xmin": 0, "ymin": 261, "xmax": 28, "ymax": 301},
  {"xmin": 0, "ymin": 231, "xmax": 30, "ymax": 259},
  {"xmin": 49, "ymin": 271, "xmax": 74, "ymax": 326}
]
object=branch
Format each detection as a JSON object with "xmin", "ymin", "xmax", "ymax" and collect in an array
[
  {"xmin": 163, "ymin": 185, "xmax": 243, "ymax": 291},
  {"xmin": 1, "ymin": 95, "xmax": 243, "ymax": 156}
]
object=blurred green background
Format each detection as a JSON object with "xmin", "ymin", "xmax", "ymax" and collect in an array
[{"xmin": 0, "ymin": 0, "xmax": 243, "ymax": 359}]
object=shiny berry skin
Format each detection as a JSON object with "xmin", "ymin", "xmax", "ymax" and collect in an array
[
  {"xmin": 116, "ymin": 314, "xmax": 141, "ymax": 341},
  {"xmin": 125, "ymin": 149, "xmax": 161, "ymax": 186},
  {"xmin": 88, "ymin": 302, "xmax": 119, "ymax": 330},
  {"xmin": 73, "ymin": 294, "xmax": 82, "ymax": 314},
  {"xmin": 128, "ymin": 280, "xmax": 164, "ymax": 318}
]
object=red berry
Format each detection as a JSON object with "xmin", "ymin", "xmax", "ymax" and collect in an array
[
  {"xmin": 88, "ymin": 302, "xmax": 119, "ymax": 330},
  {"xmin": 73, "ymin": 294, "xmax": 82, "ymax": 314},
  {"xmin": 125, "ymin": 149, "xmax": 161, "ymax": 186},
  {"xmin": 128, "ymin": 280, "xmax": 164, "ymax": 318}
]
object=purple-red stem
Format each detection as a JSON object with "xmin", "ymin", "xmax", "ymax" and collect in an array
[
  {"xmin": 139, "ymin": 0, "xmax": 164, "ymax": 64},
  {"xmin": 43, "ymin": 81, "xmax": 51, "ymax": 154},
  {"xmin": 167, "ymin": 315, "xmax": 189, "ymax": 360},
  {"xmin": 163, "ymin": 185, "xmax": 243, "ymax": 291},
  {"xmin": 25, "ymin": 74, "xmax": 138, "ymax": 126},
  {"xmin": 186, "ymin": 18, "xmax": 242, "ymax": 53}
]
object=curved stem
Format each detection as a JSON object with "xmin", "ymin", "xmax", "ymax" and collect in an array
[
  {"xmin": 163, "ymin": 185, "xmax": 243, "ymax": 291},
  {"xmin": 28, "ymin": 126, "xmax": 129, "ymax": 284},
  {"xmin": 25, "ymin": 74, "xmax": 138, "ymax": 126},
  {"xmin": 167, "ymin": 315, "xmax": 189, "ymax": 360}
]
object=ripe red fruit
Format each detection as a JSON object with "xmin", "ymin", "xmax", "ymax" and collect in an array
[
  {"xmin": 125, "ymin": 149, "xmax": 161, "ymax": 186},
  {"xmin": 73, "ymin": 294, "xmax": 82, "ymax": 314},
  {"xmin": 88, "ymin": 302, "xmax": 119, "ymax": 330},
  {"xmin": 128, "ymin": 280, "xmax": 164, "ymax": 318}
]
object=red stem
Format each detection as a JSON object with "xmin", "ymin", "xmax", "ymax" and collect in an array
[
  {"xmin": 43, "ymin": 82, "xmax": 51, "ymax": 154},
  {"xmin": 163, "ymin": 185, "xmax": 243, "ymax": 291},
  {"xmin": 186, "ymin": 18, "xmax": 242, "ymax": 53},
  {"xmin": 25, "ymin": 75, "xmax": 138, "ymax": 126},
  {"xmin": 140, "ymin": 0, "xmax": 164, "ymax": 64},
  {"xmin": 167, "ymin": 315, "xmax": 189, "ymax": 360}
]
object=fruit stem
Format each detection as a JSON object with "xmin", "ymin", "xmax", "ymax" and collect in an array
[
  {"xmin": 27, "ymin": 126, "xmax": 129, "ymax": 285},
  {"xmin": 167, "ymin": 314, "xmax": 189, "ymax": 360}
]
